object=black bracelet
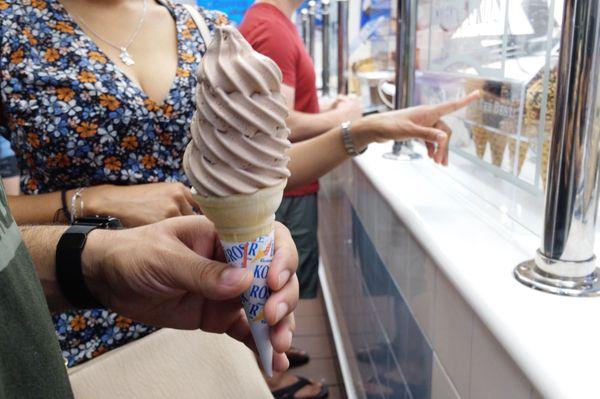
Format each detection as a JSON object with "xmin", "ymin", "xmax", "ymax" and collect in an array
[
  {"xmin": 60, "ymin": 190, "xmax": 70, "ymax": 223},
  {"xmin": 56, "ymin": 224, "xmax": 102, "ymax": 308}
]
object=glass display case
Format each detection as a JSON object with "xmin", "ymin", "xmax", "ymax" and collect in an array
[
  {"xmin": 414, "ymin": 0, "xmax": 563, "ymax": 192},
  {"xmin": 345, "ymin": 0, "xmax": 564, "ymax": 233},
  {"xmin": 348, "ymin": 0, "xmax": 396, "ymax": 112}
]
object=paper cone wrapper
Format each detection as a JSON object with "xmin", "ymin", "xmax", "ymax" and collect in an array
[{"xmin": 192, "ymin": 181, "xmax": 287, "ymax": 377}]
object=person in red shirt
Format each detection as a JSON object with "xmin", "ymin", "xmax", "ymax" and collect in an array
[
  {"xmin": 240, "ymin": 2, "xmax": 361, "ymax": 398},
  {"xmin": 240, "ymin": 0, "xmax": 361, "ymax": 300}
]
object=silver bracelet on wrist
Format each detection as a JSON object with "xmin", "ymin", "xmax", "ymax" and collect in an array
[
  {"xmin": 341, "ymin": 121, "xmax": 367, "ymax": 157},
  {"xmin": 70, "ymin": 187, "xmax": 86, "ymax": 223}
]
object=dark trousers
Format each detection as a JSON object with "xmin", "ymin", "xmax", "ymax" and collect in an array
[{"xmin": 276, "ymin": 194, "xmax": 319, "ymax": 299}]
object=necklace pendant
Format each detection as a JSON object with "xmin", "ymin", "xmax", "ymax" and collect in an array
[{"xmin": 120, "ymin": 48, "xmax": 135, "ymax": 66}]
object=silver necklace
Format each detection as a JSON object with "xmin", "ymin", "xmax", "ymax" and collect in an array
[{"xmin": 69, "ymin": 0, "xmax": 148, "ymax": 66}]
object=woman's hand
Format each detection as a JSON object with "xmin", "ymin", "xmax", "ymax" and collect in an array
[
  {"xmin": 352, "ymin": 91, "xmax": 480, "ymax": 165},
  {"xmin": 84, "ymin": 182, "xmax": 200, "ymax": 227},
  {"xmin": 334, "ymin": 95, "xmax": 363, "ymax": 122}
]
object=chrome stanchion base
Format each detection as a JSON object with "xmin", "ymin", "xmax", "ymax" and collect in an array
[
  {"xmin": 514, "ymin": 260, "xmax": 600, "ymax": 297},
  {"xmin": 383, "ymin": 141, "xmax": 422, "ymax": 161}
]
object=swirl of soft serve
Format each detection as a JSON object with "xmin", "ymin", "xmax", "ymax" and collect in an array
[{"xmin": 184, "ymin": 26, "xmax": 291, "ymax": 197}]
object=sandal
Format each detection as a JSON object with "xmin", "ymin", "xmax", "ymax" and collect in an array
[
  {"xmin": 286, "ymin": 346, "xmax": 310, "ymax": 368},
  {"xmin": 272, "ymin": 376, "xmax": 329, "ymax": 399}
]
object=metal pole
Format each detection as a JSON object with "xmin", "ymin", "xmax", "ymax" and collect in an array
[
  {"xmin": 308, "ymin": 0, "xmax": 317, "ymax": 60},
  {"xmin": 322, "ymin": 0, "xmax": 331, "ymax": 96},
  {"xmin": 394, "ymin": 0, "xmax": 415, "ymax": 110},
  {"xmin": 514, "ymin": 0, "xmax": 600, "ymax": 296},
  {"xmin": 301, "ymin": 8, "xmax": 309, "ymax": 48},
  {"xmin": 337, "ymin": 0, "xmax": 348, "ymax": 95},
  {"xmin": 385, "ymin": 0, "xmax": 420, "ymax": 160}
]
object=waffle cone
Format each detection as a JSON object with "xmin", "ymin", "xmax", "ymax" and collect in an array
[
  {"xmin": 541, "ymin": 139, "xmax": 551, "ymax": 188},
  {"xmin": 472, "ymin": 126, "xmax": 488, "ymax": 159},
  {"xmin": 489, "ymin": 132, "xmax": 507, "ymax": 167},
  {"xmin": 192, "ymin": 181, "xmax": 286, "ymax": 243},
  {"xmin": 508, "ymin": 138, "xmax": 529, "ymax": 175},
  {"xmin": 191, "ymin": 181, "xmax": 287, "ymax": 377}
]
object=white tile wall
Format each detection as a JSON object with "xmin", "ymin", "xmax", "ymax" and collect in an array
[
  {"xmin": 431, "ymin": 353, "xmax": 461, "ymax": 399},
  {"xmin": 330, "ymin": 162, "xmax": 540, "ymax": 399},
  {"xmin": 469, "ymin": 318, "xmax": 532, "ymax": 399},
  {"xmin": 433, "ymin": 271, "xmax": 474, "ymax": 399},
  {"xmin": 406, "ymin": 244, "xmax": 436, "ymax": 343}
]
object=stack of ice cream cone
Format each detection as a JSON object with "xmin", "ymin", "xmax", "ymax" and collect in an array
[
  {"xmin": 516, "ymin": 67, "xmax": 557, "ymax": 186},
  {"xmin": 482, "ymin": 81, "xmax": 508, "ymax": 167},
  {"xmin": 464, "ymin": 78, "xmax": 487, "ymax": 159}
]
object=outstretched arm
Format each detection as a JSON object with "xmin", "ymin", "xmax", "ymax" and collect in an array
[
  {"xmin": 286, "ymin": 92, "xmax": 480, "ymax": 190},
  {"xmin": 282, "ymin": 85, "xmax": 362, "ymax": 142}
]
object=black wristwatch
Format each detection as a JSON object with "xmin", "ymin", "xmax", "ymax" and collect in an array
[{"xmin": 56, "ymin": 216, "xmax": 123, "ymax": 308}]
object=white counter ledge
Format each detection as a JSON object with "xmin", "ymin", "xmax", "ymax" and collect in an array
[{"xmin": 339, "ymin": 142, "xmax": 600, "ymax": 399}]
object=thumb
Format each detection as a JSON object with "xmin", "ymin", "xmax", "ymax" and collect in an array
[
  {"xmin": 409, "ymin": 123, "xmax": 447, "ymax": 145},
  {"xmin": 166, "ymin": 246, "xmax": 253, "ymax": 300}
]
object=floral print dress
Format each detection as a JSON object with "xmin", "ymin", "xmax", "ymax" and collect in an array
[{"xmin": 0, "ymin": 0, "xmax": 227, "ymax": 366}]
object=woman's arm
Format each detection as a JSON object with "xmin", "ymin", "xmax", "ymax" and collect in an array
[
  {"xmin": 8, "ymin": 191, "xmax": 74, "ymax": 225},
  {"xmin": 8, "ymin": 182, "xmax": 201, "ymax": 227},
  {"xmin": 286, "ymin": 92, "xmax": 480, "ymax": 190},
  {"xmin": 282, "ymin": 85, "xmax": 362, "ymax": 142}
]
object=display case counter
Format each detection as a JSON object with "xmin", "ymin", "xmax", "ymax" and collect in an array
[{"xmin": 318, "ymin": 142, "xmax": 600, "ymax": 399}]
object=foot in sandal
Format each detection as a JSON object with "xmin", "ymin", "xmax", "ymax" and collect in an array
[
  {"xmin": 268, "ymin": 372, "xmax": 328, "ymax": 399},
  {"xmin": 286, "ymin": 346, "xmax": 310, "ymax": 368}
]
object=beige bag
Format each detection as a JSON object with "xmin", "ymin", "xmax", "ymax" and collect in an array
[{"xmin": 69, "ymin": 329, "xmax": 272, "ymax": 399}]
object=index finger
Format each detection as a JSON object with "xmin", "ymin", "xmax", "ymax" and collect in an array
[
  {"xmin": 431, "ymin": 90, "xmax": 480, "ymax": 118},
  {"xmin": 268, "ymin": 222, "xmax": 299, "ymax": 291},
  {"xmin": 183, "ymin": 186, "xmax": 201, "ymax": 211}
]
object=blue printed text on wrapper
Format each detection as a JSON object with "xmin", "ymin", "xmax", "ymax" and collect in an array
[{"xmin": 222, "ymin": 231, "xmax": 274, "ymax": 324}]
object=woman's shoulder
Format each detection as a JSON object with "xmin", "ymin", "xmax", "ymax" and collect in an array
[
  {"xmin": 173, "ymin": 3, "xmax": 229, "ymax": 30},
  {"xmin": 197, "ymin": 6, "xmax": 229, "ymax": 27}
]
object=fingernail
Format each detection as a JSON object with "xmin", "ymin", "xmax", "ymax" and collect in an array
[
  {"xmin": 220, "ymin": 268, "xmax": 248, "ymax": 286},
  {"xmin": 286, "ymin": 330, "xmax": 293, "ymax": 348},
  {"xmin": 436, "ymin": 132, "xmax": 446, "ymax": 141},
  {"xmin": 276, "ymin": 302, "xmax": 288, "ymax": 323},
  {"xmin": 277, "ymin": 270, "xmax": 291, "ymax": 289}
]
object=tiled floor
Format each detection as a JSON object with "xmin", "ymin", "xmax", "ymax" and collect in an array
[{"xmin": 292, "ymin": 289, "xmax": 347, "ymax": 399}]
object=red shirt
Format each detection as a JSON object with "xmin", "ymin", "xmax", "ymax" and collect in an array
[{"xmin": 239, "ymin": 3, "xmax": 319, "ymax": 196}]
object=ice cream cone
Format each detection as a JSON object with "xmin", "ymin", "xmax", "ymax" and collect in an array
[
  {"xmin": 508, "ymin": 137, "xmax": 529, "ymax": 175},
  {"xmin": 489, "ymin": 132, "xmax": 507, "ymax": 167},
  {"xmin": 471, "ymin": 126, "xmax": 488, "ymax": 159},
  {"xmin": 464, "ymin": 78, "xmax": 486, "ymax": 159},
  {"xmin": 191, "ymin": 181, "xmax": 287, "ymax": 377},
  {"xmin": 541, "ymin": 138, "xmax": 551, "ymax": 188},
  {"xmin": 193, "ymin": 181, "xmax": 286, "ymax": 243},
  {"xmin": 183, "ymin": 26, "xmax": 292, "ymax": 377}
]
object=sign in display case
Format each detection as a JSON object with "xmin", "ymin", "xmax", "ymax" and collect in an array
[{"xmin": 414, "ymin": 0, "xmax": 562, "ymax": 192}]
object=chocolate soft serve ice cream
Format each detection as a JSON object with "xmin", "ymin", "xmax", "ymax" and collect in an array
[
  {"xmin": 183, "ymin": 25, "xmax": 291, "ymax": 197},
  {"xmin": 182, "ymin": 26, "xmax": 292, "ymax": 377}
]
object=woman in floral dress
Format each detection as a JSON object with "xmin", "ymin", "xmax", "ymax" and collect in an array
[{"xmin": 0, "ymin": 0, "xmax": 226, "ymax": 367}]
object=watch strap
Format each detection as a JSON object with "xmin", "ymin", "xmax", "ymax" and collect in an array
[
  {"xmin": 341, "ymin": 121, "xmax": 367, "ymax": 157},
  {"xmin": 56, "ymin": 224, "xmax": 102, "ymax": 308}
]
